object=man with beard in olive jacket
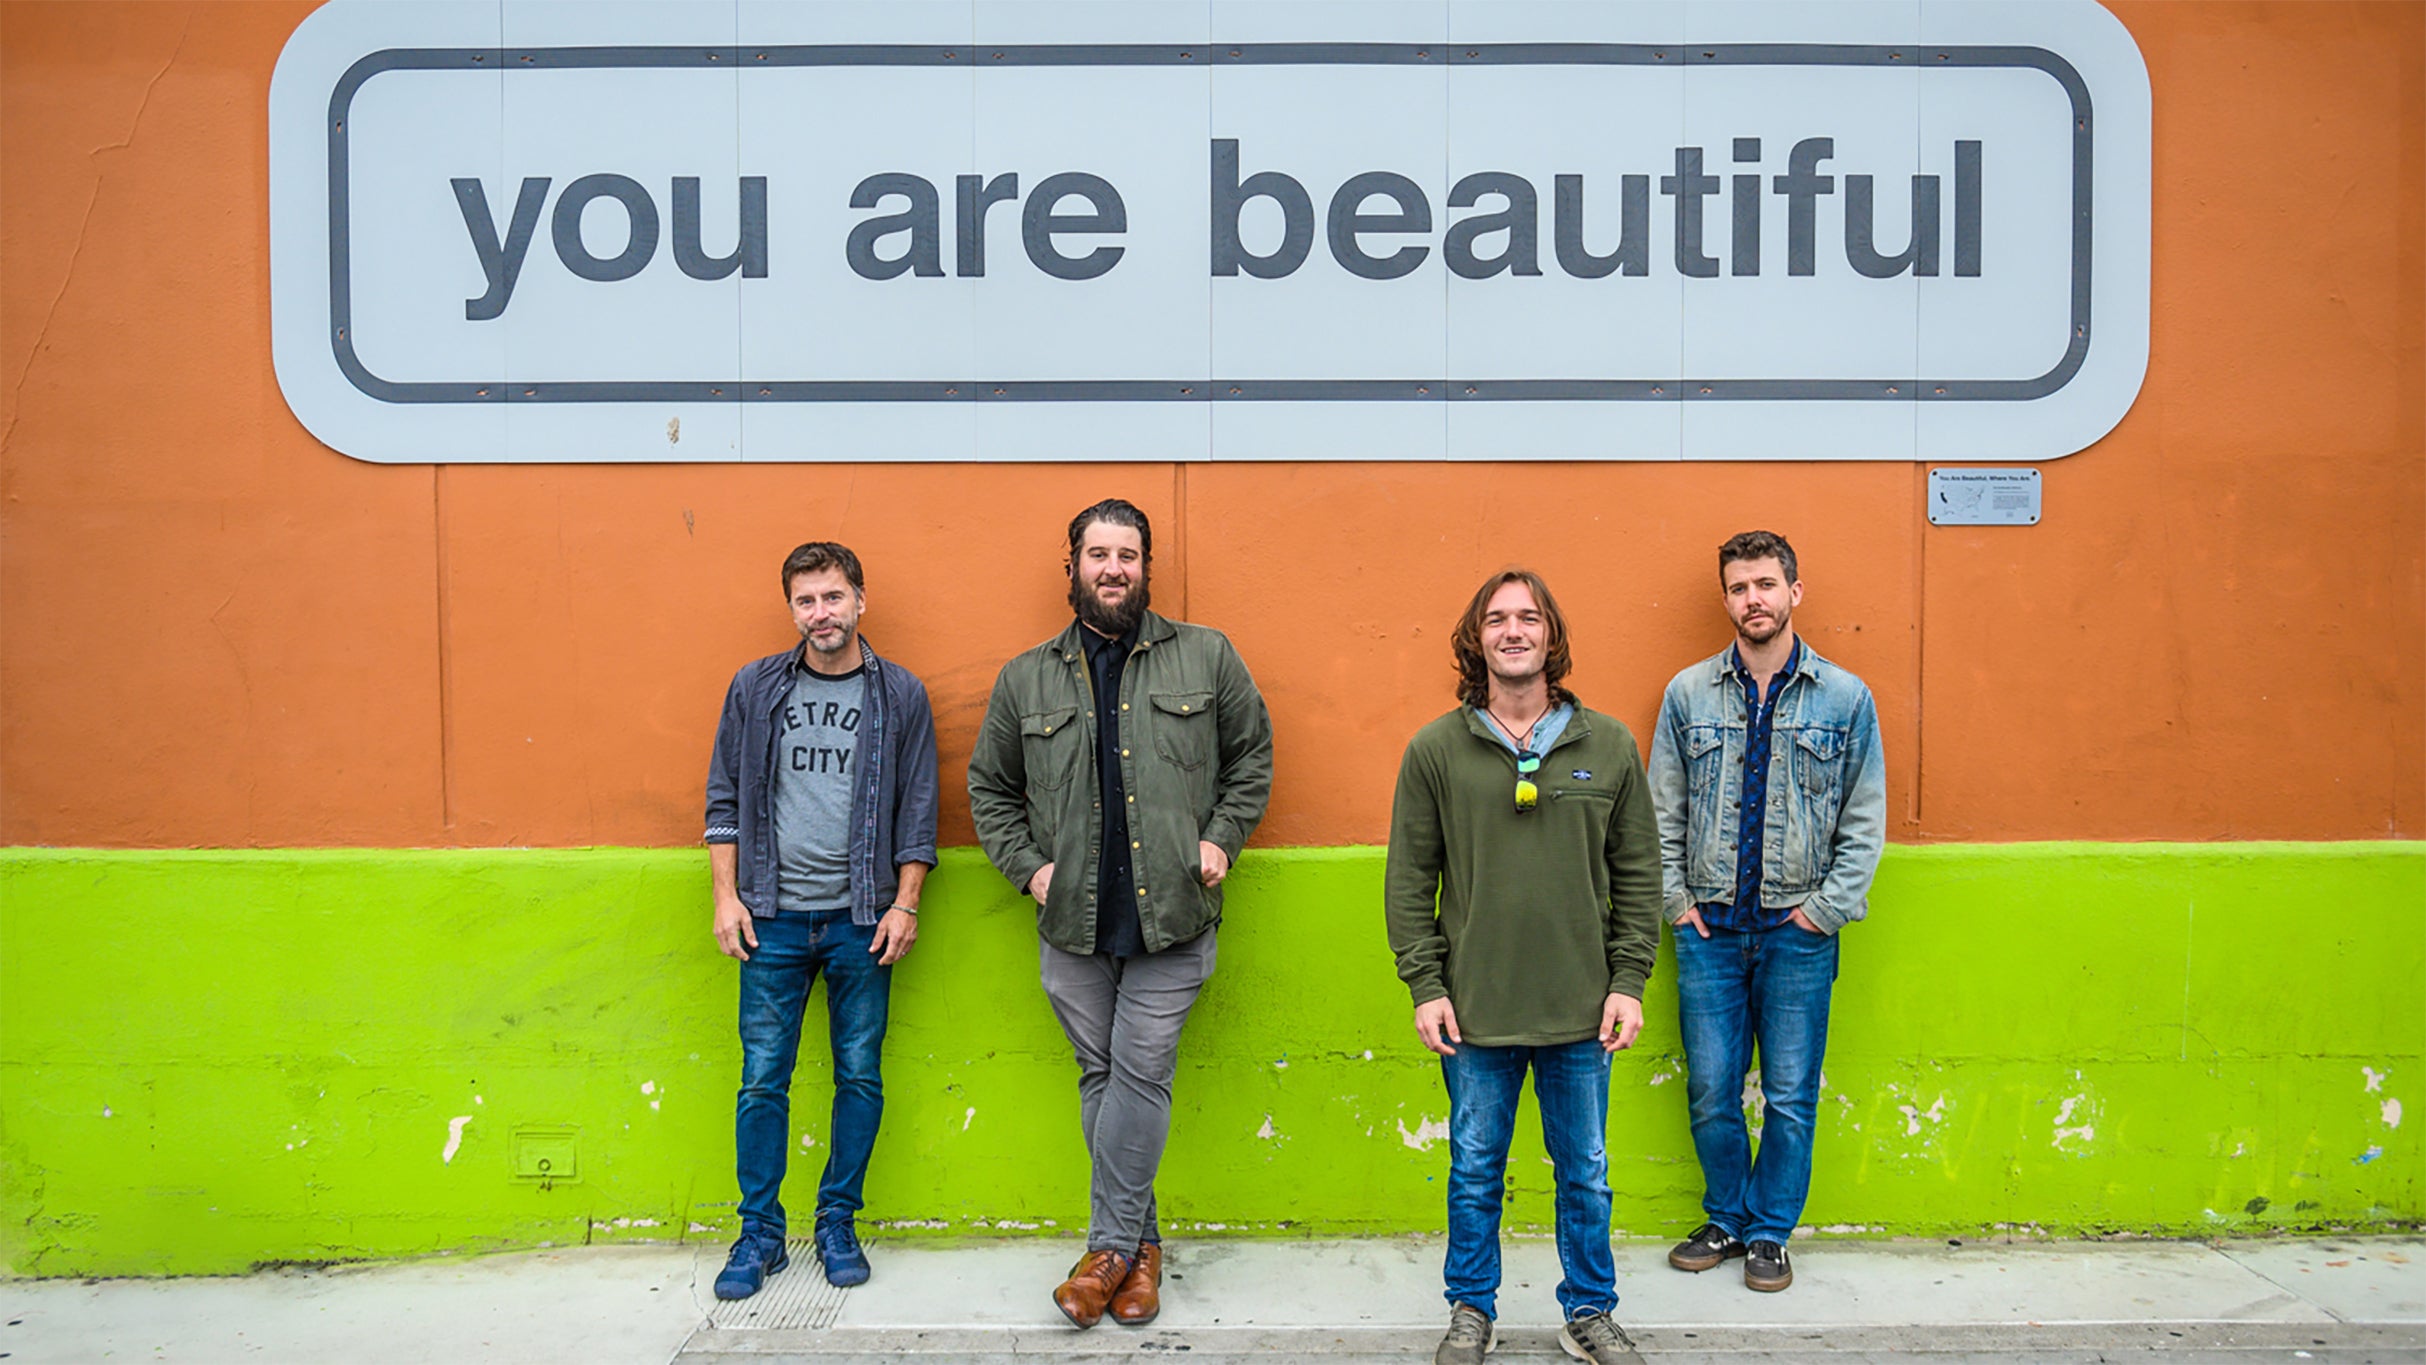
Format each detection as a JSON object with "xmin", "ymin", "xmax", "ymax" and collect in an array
[{"xmin": 968, "ymin": 498, "xmax": 1274, "ymax": 1331}]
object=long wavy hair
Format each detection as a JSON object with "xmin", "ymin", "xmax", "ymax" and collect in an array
[{"xmin": 1451, "ymin": 568, "xmax": 1577, "ymax": 710}]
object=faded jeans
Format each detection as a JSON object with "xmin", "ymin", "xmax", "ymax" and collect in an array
[
  {"xmin": 1675, "ymin": 922, "xmax": 1839, "ymax": 1245},
  {"xmin": 735, "ymin": 910, "xmax": 890, "ymax": 1239},
  {"xmin": 1439, "ymin": 1038, "xmax": 1617, "ymax": 1320}
]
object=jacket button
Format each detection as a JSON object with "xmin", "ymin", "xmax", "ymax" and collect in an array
[
  {"xmin": 1121, "ymin": 702, "xmax": 1130, "ymax": 711},
  {"xmin": 1122, "ymin": 748, "xmax": 1130, "ymax": 757}
]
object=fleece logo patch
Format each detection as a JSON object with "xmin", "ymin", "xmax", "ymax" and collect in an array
[{"xmin": 1572, "ymin": 769, "xmax": 1594, "ymax": 781}]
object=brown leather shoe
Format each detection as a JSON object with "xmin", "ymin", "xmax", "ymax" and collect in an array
[
  {"xmin": 1052, "ymin": 1249, "xmax": 1134, "ymax": 1329},
  {"xmin": 1109, "ymin": 1242, "xmax": 1163, "ymax": 1325}
]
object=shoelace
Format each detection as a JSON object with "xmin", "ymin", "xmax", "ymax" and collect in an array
[
  {"xmin": 1445, "ymin": 1310, "xmax": 1491, "ymax": 1345},
  {"xmin": 1572, "ymin": 1313, "xmax": 1633, "ymax": 1349}
]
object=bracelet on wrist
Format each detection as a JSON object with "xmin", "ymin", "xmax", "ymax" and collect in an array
[{"xmin": 888, "ymin": 904, "xmax": 918, "ymax": 916}]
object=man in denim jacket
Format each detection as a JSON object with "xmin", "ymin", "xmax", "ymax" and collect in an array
[
  {"xmin": 1647, "ymin": 531, "xmax": 1884, "ymax": 1294},
  {"xmin": 702, "ymin": 542, "xmax": 940, "ymax": 1301}
]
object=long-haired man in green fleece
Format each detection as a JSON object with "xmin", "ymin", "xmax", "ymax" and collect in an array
[{"xmin": 1386, "ymin": 568, "xmax": 1662, "ymax": 1365}]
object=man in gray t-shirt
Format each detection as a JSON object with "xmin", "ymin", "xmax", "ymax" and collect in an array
[{"xmin": 703, "ymin": 542, "xmax": 940, "ymax": 1302}]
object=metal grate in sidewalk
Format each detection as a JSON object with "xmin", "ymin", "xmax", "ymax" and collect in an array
[{"xmin": 705, "ymin": 1239, "xmax": 849, "ymax": 1331}]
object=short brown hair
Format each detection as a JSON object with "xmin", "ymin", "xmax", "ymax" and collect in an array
[
  {"xmin": 1717, "ymin": 530, "xmax": 1797, "ymax": 587},
  {"xmin": 780, "ymin": 541, "xmax": 864, "ymax": 594},
  {"xmin": 1451, "ymin": 568, "xmax": 1577, "ymax": 710}
]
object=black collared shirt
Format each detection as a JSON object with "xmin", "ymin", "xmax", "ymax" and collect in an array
[{"xmin": 1081, "ymin": 621, "xmax": 1146, "ymax": 957}]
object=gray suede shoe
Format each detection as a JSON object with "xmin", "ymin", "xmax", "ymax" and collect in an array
[
  {"xmin": 1559, "ymin": 1308, "xmax": 1642, "ymax": 1363},
  {"xmin": 1435, "ymin": 1301, "xmax": 1496, "ymax": 1365}
]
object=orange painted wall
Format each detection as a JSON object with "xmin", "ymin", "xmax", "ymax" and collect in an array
[{"xmin": 3, "ymin": 1, "xmax": 2420, "ymax": 851}]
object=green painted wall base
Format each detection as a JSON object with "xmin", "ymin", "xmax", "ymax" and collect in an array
[{"xmin": 3, "ymin": 843, "xmax": 2419, "ymax": 1276}]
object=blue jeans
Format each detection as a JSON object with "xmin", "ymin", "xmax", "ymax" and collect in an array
[
  {"xmin": 735, "ymin": 910, "xmax": 890, "ymax": 1239},
  {"xmin": 1439, "ymin": 1038, "xmax": 1616, "ymax": 1320},
  {"xmin": 1674, "ymin": 923, "xmax": 1839, "ymax": 1245}
]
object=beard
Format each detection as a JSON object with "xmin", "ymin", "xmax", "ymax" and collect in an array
[
  {"xmin": 1735, "ymin": 605, "xmax": 1790, "ymax": 644},
  {"xmin": 798, "ymin": 620, "xmax": 854, "ymax": 659},
  {"xmin": 1069, "ymin": 570, "xmax": 1150, "ymax": 637}
]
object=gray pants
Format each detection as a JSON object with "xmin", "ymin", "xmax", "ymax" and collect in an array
[{"xmin": 1038, "ymin": 928, "xmax": 1217, "ymax": 1253}]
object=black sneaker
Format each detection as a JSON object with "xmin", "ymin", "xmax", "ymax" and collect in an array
[
  {"xmin": 1744, "ymin": 1238, "xmax": 1793, "ymax": 1292},
  {"xmin": 814, "ymin": 1218, "xmax": 871, "ymax": 1287},
  {"xmin": 1667, "ymin": 1222, "xmax": 1745, "ymax": 1272}
]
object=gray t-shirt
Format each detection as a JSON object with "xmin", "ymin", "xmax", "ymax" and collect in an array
[{"xmin": 771, "ymin": 665, "xmax": 866, "ymax": 912}]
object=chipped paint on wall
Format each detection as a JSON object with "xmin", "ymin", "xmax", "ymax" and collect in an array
[
  {"xmin": 1898, "ymin": 1095, "xmax": 1950, "ymax": 1140},
  {"xmin": 2052, "ymin": 1093, "xmax": 2098, "ymax": 1150},
  {"xmin": 441, "ymin": 1116, "xmax": 472, "ymax": 1165}
]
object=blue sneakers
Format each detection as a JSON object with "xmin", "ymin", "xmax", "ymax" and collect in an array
[
  {"xmin": 713, "ymin": 1231, "xmax": 790, "ymax": 1301},
  {"xmin": 815, "ymin": 1219, "xmax": 871, "ymax": 1287}
]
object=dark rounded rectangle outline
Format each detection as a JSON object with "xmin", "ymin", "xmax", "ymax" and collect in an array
[{"xmin": 324, "ymin": 42, "xmax": 2094, "ymax": 406}]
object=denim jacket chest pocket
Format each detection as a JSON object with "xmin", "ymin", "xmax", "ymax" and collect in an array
[
  {"xmin": 1681, "ymin": 723, "xmax": 1733, "ymax": 885},
  {"xmin": 1776, "ymin": 724, "xmax": 1848, "ymax": 885},
  {"xmin": 1682, "ymin": 723, "xmax": 1729, "ymax": 810},
  {"xmin": 1790, "ymin": 725, "xmax": 1848, "ymax": 796}
]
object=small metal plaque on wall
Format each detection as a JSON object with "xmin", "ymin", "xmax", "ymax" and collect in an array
[{"xmin": 1929, "ymin": 469, "xmax": 2043, "ymax": 526}]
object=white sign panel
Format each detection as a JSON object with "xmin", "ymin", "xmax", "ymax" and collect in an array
[
  {"xmin": 268, "ymin": 1, "xmax": 2151, "ymax": 463},
  {"xmin": 1927, "ymin": 466, "xmax": 2041, "ymax": 524}
]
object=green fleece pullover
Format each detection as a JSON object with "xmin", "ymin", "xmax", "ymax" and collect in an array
[{"xmin": 1384, "ymin": 704, "xmax": 1662, "ymax": 1047}]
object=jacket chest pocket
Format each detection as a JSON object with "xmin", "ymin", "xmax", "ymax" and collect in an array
[
  {"xmin": 1683, "ymin": 724, "xmax": 1727, "ymax": 789},
  {"xmin": 1790, "ymin": 726, "xmax": 1847, "ymax": 796},
  {"xmin": 1549, "ymin": 786, "xmax": 1617, "ymax": 827},
  {"xmin": 1021, "ymin": 706, "xmax": 1083, "ymax": 790},
  {"xmin": 1149, "ymin": 690, "xmax": 1215, "ymax": 770},
  {"xmin": 1684, "ymin": 726, "xmax": 1726, "ymax": 760}
]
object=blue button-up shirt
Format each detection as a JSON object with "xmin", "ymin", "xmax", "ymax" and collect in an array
[{"xmin": 1699, "ymin": 640, "xmax": 1800, "ymax": 933}]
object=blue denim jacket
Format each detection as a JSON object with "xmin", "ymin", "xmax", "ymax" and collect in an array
[
  {"xmin": 1646, "ymin": 640, "xmax": 1885, "ymax": 934},
  {"xmin": 703, "ymin": 637, "xmax": 940, "ymax": 924}
]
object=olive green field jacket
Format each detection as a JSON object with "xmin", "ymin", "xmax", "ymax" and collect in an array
[{"xmin": 967, "ymin": 611, "xmax": 1274, "ymax": 955}]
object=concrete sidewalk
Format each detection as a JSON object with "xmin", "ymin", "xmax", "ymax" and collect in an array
[{"xmin": 5, "ymin": 1236, "xmax": 2421, "ymax": 1364}]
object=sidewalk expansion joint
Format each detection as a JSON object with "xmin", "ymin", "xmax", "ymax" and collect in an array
[{"xmin": 703, "ymin": 1238, "xmax": 850, "ymax": 1332}]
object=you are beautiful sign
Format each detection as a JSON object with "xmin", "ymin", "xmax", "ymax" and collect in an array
[{"xmin": 267, "ymin": 0, "xmax": 2151, "ymax": 463}]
